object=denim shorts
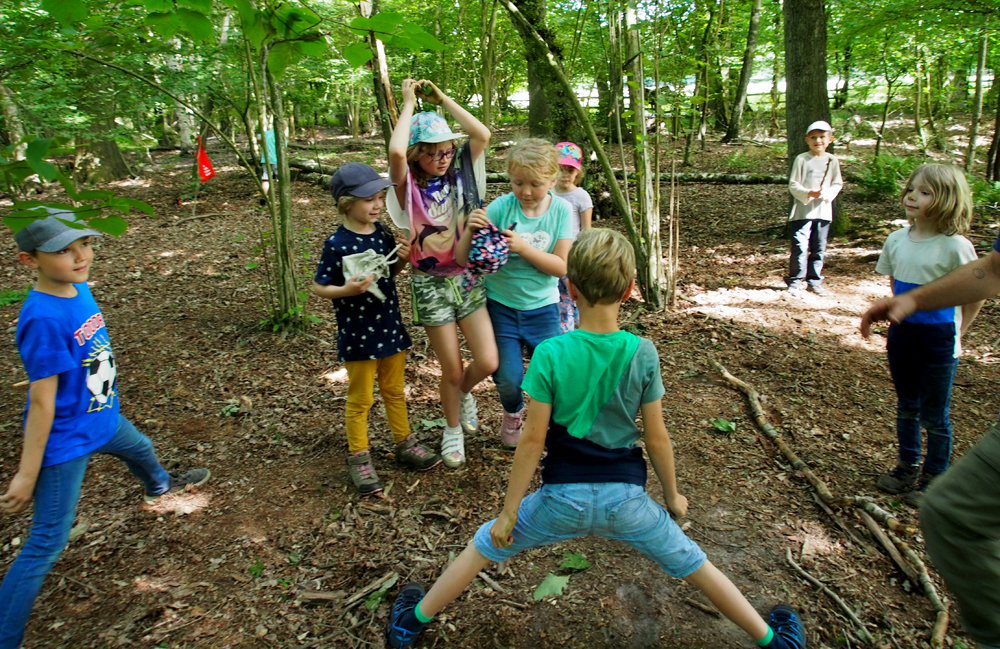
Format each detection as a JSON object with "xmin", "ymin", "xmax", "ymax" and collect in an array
[
  {"xmin": 473, "ymin": 482, "xmax": 706, "ymax": 578},
  {"xmin": 411, "ymin": 273, "xmax": 486, "ymax": 327}
]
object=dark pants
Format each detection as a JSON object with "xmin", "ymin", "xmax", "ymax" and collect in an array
[
  {"xmin": 922, "ymin": 421, "xmax": 1000, "ymax": 647},
  {"xmin": 785, "ymin": 219, "xmax": 829, "ymax": 288},
  {"xmin": 887, "ymin": 350, "xmax": 958, "ymax": 475}
]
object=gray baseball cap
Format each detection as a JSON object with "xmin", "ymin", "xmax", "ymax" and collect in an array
[{"xmin": 14, "ymin": 207, "xmax": 103, "ymax": 253}]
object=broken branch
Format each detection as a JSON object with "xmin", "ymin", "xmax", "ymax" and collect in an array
[{"xmin": 785, "ymin": 548, "xmax": 873, "ymax": 644}]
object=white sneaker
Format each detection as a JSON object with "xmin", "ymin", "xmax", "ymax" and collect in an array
[
  {"xmin": 459, "ymin": 391, "xmax": 479, "ymax": 434},
  {"xmin": 441, "ymin": 427, "xmax": 466, "ymax": 468}
]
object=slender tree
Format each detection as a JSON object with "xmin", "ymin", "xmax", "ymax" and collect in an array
[{"xmin": 723, "ymin": 0, "xmax": 763, "ymax": 143}]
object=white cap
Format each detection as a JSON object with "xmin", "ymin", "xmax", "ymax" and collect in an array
[{"xmin": 806, "ymin": 120, "xmax": 833, "ymax": 134}]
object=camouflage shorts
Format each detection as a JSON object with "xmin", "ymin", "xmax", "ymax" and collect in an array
[{"xmin": 411, "ymin": 273, "xmax": 486, "ymax": 327}]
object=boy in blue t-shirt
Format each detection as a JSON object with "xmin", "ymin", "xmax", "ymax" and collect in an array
[
  {"xmin": 385, "ymin": 228, "xmax": 807, "ymax": 649},
  {"xmin": 0, "ymin": 210, "xmax": 209, "ymax": 647}
]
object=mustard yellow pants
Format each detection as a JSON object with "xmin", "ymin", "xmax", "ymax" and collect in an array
[{"xmin": 345, "ymin": 351, "xmax": 410, "ymax": 454}]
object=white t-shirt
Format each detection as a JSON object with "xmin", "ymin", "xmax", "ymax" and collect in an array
[
  {"xmin": 788, "ymin": 151, "xmax": 843, "ymax": 222},
  {"xmin": 875, "ymin": 226, "xmax": 978, "ymax": 357},
  {"xmin": 553, "ymin": 186, "xmax": 594, "ymax": 240}
]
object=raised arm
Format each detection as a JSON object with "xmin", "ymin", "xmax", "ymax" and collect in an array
[
  {"xmin": 503, "ymin": 235, "xmax": 570, "ymax": 277},
  {"xmin": 388, "ymin": 79, "xmax": 419, "ymax": 205},
  {"xmin": 862, "ymin": 249, "xmax": 1000, "ymax": 337},
  {"xmin": 415, "ymin": 80, "xmax": 491, "ymax": 163}
]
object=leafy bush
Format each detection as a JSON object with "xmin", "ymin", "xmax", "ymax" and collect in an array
[
  {"xmin": 724, "ymin": 150, "xmax": 758, "ymax": 173},
  {"xmin": 969, "ymin": 177, "xmax": 1000, "ymax": 209},
  {"xmin": 853, "ymin": 155, "xmax": 921, "ymax": 200},
  {"xmin": 0, "ymin": 288, "xmax": 29, "ymax": 307}
]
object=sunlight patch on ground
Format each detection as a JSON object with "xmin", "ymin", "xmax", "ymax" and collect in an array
[
  {"xmin": 157, "ymin": 250, "xmax": 185, "ymax": 258},
  {"xmin": 110, "ymin": 178, "xmax": 152, "ymax": 188},
  {"xmin": 142, "ymin": 491, "xmax": 211, "ymax": 516},
  {"xmin": 132, "ymin": 575, "xmax": 177, "ymax": 593}
]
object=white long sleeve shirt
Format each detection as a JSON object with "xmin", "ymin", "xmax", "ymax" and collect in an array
[{"xmin": 788, "ymin": 151, "xmax": 842, "ymax": 222}]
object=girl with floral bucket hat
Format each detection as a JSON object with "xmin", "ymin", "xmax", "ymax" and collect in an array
[{"xmin": 388, "ymin": 79, "xmax": 498, "ymax": 469}]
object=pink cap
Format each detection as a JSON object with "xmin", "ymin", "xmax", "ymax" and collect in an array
[{"xmin": 556, "ymin": 141, "xmax": 583, "ymax": 170}]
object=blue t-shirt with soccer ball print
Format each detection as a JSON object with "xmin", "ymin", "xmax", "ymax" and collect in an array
[
  {"xmin": 16, "ymin": 282, "xmax": 119, "ymax": 467},
  {"xmin": 314, "ymin": 222, "xmax": 412, "ymax": 362}
]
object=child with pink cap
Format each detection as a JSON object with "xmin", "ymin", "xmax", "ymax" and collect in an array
[{"xmin": 553, "ymin": 141, "xmax": 594, "ymax": 332}]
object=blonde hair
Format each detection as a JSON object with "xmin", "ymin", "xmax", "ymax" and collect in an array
[
  {"xmin": 901, "ymin": 164, "xmax": 974, "ymax": 236},
  {"xmin": 406, "ymin": 140, "xmax": 460, "ymax": 188},
  {"xmin": 337, "ymin": 194, "xmax": 361, "ymax": 216},
  {"xmin": 507, "ymin": 138, "xmax": 560, "ymax": 182},
  {"xmin": 567, "ymin": 228, "xmax": 635, "ymax": 305}
]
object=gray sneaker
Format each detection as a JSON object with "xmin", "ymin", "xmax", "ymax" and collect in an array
[
  {"xmin": 459, "ymin": 392, "xmax": 479, "ymax": 434},
  {"xmin": 395, "ymin": 435, "xmax": 442, "ymax": 471},
  {"xmin": 347, "ymin": 451, "xmax": 383, "ymax": 495},
  {"xmin": 877, "ymin": 461, "xmax": 920, "ymax": 494},
  {"xmin": 144, "ymin": 468, "xmax": 211, "ymax": 503}
]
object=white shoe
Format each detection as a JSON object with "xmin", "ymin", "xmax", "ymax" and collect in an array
[
  {"xmin": 459, "ymin": 392, "xmax": 479, "ymax": 434},
  {"xmin": 441, "ymin": 428, "xmax": 466, "ymax": 468}
]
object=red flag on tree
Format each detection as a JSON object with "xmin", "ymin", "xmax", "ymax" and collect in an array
[{"xmin": 196, "ymin": 137, "xmax": 215, "ymax": 182}]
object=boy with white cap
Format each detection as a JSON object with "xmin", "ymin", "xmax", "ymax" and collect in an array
[
  {"xmin": 0, "ymin": 209, "xmax": 209, "ymax": 646},
  {"xmin": 786, "ymin": 120, "xmax": 843, "ymax": 296}
]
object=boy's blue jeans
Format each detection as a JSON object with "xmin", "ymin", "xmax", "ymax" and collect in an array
[
  {"xmin": 0, "ymin": 416, "xmax": 170, "ymax": 648},
  {"xmin": 486, "ymin": 299, "xmax": 561, "ymax": 414},
  {"xmin": 473, "ymin": 482, "xmax": 706, "ymax": 578},
  {"xmin": 887, "ymin": 349, "xmax": 958, "ymax": 475}
]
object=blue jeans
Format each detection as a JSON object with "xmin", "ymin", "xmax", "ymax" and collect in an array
[
  {"xmin": 487, "ymin": 299, "xmax": 561, "ymax": 414},
  {"xmin": 473, "ymin": 483, "xmax": 706, "ymax": 578},
  {"xmin": 0, "ymin": 416, "xmax": 170, "ymax": 648},
  {"xmin": 887, "ymin": 350, "xmax": 958, "ymax": 475},
  {"xmin": 785, "ymin": 218, "xmax": 829, "ymax": 288}
]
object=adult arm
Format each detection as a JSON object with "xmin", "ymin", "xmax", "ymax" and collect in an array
[
  {"xmin": 862, "ymin": 249, "xmax": 1000, "ymax": 337},
  {"xmin": 415, "ymin": 80, "xmax": 491, "ymax": 163},
  {"xmin": 641, "ymin": 399, "xmax": 688, "ymax": 517},
  {"xmin": 489, "ymin": 401, "xmax": 549, "ymax": 548},
  {"xmin": 0, "ymin": 375, "xmax": 58, "ymax": 514}
]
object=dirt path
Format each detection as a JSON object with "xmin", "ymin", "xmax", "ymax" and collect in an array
[{"xmin": 0, "ymin": 138, "xmax": 996, "ymax": 648}]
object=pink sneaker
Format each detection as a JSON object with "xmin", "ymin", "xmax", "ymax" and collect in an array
[{"xmin": 501, "ymin": 409, "xmax": 524, "ymax": 449}]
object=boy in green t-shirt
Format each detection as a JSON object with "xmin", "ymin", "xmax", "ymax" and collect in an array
[{"xmin": 385, "ymin": 229, "xmax": 807, "ymax": 649}]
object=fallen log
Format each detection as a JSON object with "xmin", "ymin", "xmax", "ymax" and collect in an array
[
  {"xmin": 886, "ymin": 529, "xmax": 949, "ymax": 648},
  {"xmin": 857, "ymin": 510, "xmax": 920, "ymax": 584}
]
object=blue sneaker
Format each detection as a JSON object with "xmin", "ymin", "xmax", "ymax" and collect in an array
[
  {"xmin": 386, "ymin": 583, "xmax": 427, "ymax": 649},
  {"xmin": 767, "ymin": 604, "xmax": 806, "ymax": 649}
]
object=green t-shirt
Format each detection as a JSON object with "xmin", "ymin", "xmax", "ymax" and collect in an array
[
  {"xmin": 523, "ymin": 330, "xmax": 664, "ymax": 449},
  {"xmin": 484, "ymin": 192, "xmax": 572, "ymax": 311}
]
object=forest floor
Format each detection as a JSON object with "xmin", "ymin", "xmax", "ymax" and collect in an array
[{"xmin": 1, "ymin": 119, "xmax": 998, "ymax": 649}]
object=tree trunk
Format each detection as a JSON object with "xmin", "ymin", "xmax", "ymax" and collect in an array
[
  {"xmin": 0, "ymin": 83, "xmax": 25, "ymax": 160},
  {"xmin": 505, "ymin": 0, "xmax": 584, "ymax": 142},
  {"xmin": 952, "ymin": 65, "xmax": 970, "ymax": 111},
  {"xmin": 965, "ymin": 28, "xmax": 988, "ymax": 173},
  {"xmin": 833, "ymin": 45, "xmax": 851, "ymax": 109},
  {"xmin": 987, "ymin": 93, "xmax": 1000, "ymax": 182},
  {"xmin": 723, "ymin": 0, "xmax": 762, "ymax": 143},
  {"xmin": 264, "ymin": 64, "xmax": 301, "ymax": 327},
  {"xmin": 768, "ymin": 7, "xmax": 781, "ymax": 137},
  {"xmin": 364, "ymin": 0, "xmax": 399, "ymax": 151},
  {"xmin": 914, "ymin": 52, "xmax": 926, "ymax": 152},
  {"xmin": 479, "ymin": 0, "xmax": 500, "ymax": 130},
  {"xmin": 625, "ymin": 2, "xmax": 664, "ymax": 308},
  {"xmin": 784, "ymin": 0, "xmax": 842, "ymax": 233},
  {"xmin": 875, "ymin": 77, "xmax": 894, "ymax": 158}
]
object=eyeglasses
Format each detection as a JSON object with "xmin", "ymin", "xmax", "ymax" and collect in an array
[{"xmin": 421, "ymin": 148, "xmax": 456, "ymax": 162}]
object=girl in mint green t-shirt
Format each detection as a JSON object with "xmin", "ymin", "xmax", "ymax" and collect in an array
[{"xmin": 460, "ymin": 139, "xmax": 572, "ymax": 449}]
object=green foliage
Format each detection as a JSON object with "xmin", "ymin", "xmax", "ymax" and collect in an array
[
  {"xmin": 969, "ymin": 178, "xmax": 1000, "ymax": 208},
  {"xmin": 1, "ymin": 137, "xmax": 152, "ymax": 238},
  {"xmin": 723, "ymin": 150, "xmax": 758, "ymax": 173},
  {"xmin": 248, "ymin": 558, "xmax": 266, "ymax": 578},
  {"xmin": 420, "ymin": 417, "xmax": 449, "ymax": 430},
  {"xmin": 364, "ymin": 573, "xmax": 399, "ymax": 611},
  {"xmin": 711, "ymin": 419, "xmax": 736, "ymax": 434},
  {"xmin": 344, "ymin": 12, "xmax": 444, "ymax": 69},
  {"xmin": 0, "ymin": 288, "xmax": 30, "ymax": 307},
  {"xmin": 532, "ymin": 573, "xmax": 570, "ymax": 600},
  {"xmin": 854, "ymin": 155, "xmax": 920, "ymax": 199},
  {"xmin": 559, "ymin": 552, "xmax": 591, "ymax": 572}
]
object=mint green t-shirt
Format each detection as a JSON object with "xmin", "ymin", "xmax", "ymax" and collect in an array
[{"xmin": 484, "ymin": 192, "xmax": 572, "ymax": 311}]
